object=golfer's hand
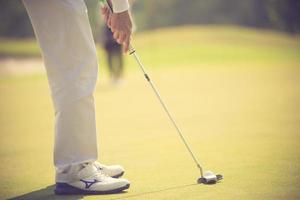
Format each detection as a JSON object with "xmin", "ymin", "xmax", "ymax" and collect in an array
[{"xmin": 101, "ymin": 7, "xmax": 132, "ymax": 52}]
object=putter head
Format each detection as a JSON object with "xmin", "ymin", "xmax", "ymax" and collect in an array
[{"xmin": 197, "ymin": 171, "xmax": 223, "ymax": 184}]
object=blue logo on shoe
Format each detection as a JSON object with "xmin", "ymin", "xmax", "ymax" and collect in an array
[{"xmin": 80, "ymin": 179, "xmax": 100, "ymax": 189}]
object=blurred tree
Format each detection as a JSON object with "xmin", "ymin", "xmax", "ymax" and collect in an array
[
  {"xmin": 252, "ymin": 0, "xmax": 270, "ymax": 27},
  {"xmin": 267, "ymin": 0, "xmax": 300, "ymax": 33},
  {"xmin": 0, "ymin": 0, "xmax": 33, "ymax": 38},
  {"xmin": 132, "ymin": 0, "xmax": 300, "ymax": 33}
]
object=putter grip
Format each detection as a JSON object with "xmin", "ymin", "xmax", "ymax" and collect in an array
[{"xmin": 99, "ymin": 0, "xmax": 114, "ymax": 12}]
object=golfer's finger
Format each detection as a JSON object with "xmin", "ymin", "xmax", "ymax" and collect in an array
[
  {"xmin": 101, "ymin": 7, "xmax": 107, "ymax": 14},
  {"xmin": 101, "ymin": 7, "xmax": 109, "ymax": 21},
  {"xmin": 117, "ymin": 32, "xmax": 126, "ymax": 44},
  {"xmin": 123, "ymin": 35, "xmax": 130, "ymax": 53},
  {"xmin": 107, "ymin": 18, "xmax": 112, "ymax": 29},
  {"xmin": 113, "ymin": 31, "xmax": 120, "ymax": 42}
]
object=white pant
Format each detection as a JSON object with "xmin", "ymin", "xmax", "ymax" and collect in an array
[{"xmin": 23, "ymin": 0, "xmax": 99, "ymax": 171}]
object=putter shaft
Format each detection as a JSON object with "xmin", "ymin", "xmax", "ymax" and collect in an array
[{"xmin": 129, "ymin": 45, "xmax": 204, "ymax": 178}]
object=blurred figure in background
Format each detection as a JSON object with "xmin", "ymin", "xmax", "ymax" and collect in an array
[{"xmin": 103, "ymin": 25, "xmax": 124, "ymax": 85}]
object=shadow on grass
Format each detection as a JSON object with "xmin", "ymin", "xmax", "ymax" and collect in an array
[
  {"xmin": 111, "ymin": 183, "xmax": 198, "ymax": 200},
  {"xmin": 8, "ymin": 183, "xmax": 197, "ymax": 200},
  {"xmin": 8, "ymin": 185, "xmax": 82, "ymax": 200},
  {"xmin": 8, "ymin": 184, "xmax": 130, "ymax": 200}
]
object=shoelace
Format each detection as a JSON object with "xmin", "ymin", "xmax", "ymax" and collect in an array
[
  {"xmin": 81, "ymin": 162, "xmax": 110, "ymax": 180},
  {"xmin": 93, "ymin": 171, "xmax": 110, "ymax": 180},
  {"xmin": 93, "ymin": 161, "xmax": 105, "ymax": 170}
]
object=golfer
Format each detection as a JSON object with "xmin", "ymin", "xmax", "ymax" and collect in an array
[{"xmin": 23, "ymin": 0, "xmax": 132, "ymax": 195}]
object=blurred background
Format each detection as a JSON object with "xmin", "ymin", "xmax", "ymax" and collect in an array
[
  {"xmin": 0, "ymin": 1, "xmax": 299, "ymax": 200},
  {"xmin": 1, "ymin": 0, "xmax": 300, "ymax": 38},
  {"xmin": 0, "ymin": 0, "xmax": 299, "ymax": 76}
]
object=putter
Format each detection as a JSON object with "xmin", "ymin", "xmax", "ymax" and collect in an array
[{"xmin": 99, "ymin": 0, "xmax": 223, "ymax": 184}]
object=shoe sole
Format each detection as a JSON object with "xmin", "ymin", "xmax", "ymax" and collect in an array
[
  {"xmin": 55, "ymin": 183, "xmax": 130, "ymax": 195},
  {"xmin": 112, "ymin": 171, "xmax": 124, "ymax": 178}
]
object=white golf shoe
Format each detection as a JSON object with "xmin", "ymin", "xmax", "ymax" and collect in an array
[
  {"xmin": 55, "ymin": 162, "xmax": 130, "ymax": 195},
  {"xmin": 93, "ymin": 161, "xmax": 125, "ymax": 178}
]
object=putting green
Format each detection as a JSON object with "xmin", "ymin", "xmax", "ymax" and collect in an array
[{"xmin": 0, "ymin": 26, "xmax": 300, "ymax": 200}]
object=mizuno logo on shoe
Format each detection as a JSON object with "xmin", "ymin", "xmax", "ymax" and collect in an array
[{"xmin": 80, "ymin": 179, "xmax": 100, "ymax": 189}]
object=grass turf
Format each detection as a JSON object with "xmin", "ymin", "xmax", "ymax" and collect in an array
[{"xmin": 0, "ymin": 26, "xmax": 300, "ymax": 200}]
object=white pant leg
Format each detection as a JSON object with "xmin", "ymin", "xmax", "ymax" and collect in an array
[{"xmin": 23, "ymin": 0, "xmax": 99, "ymax": 171}]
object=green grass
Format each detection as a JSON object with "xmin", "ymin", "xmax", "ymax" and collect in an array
[
  {"xmin": 1, "ymin": 25, "xmax": 300, "ymax": 67},
  {"xmin": 127, "ymin": 26, "xmax": 300, "ymax": 68},
  {"xmin": 0, "ymin": 26, "xmax": 300, "ymax": 200},
  {"xmin": 0, "ymin": 38, "xmax": 41, "ymax": 58}
]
